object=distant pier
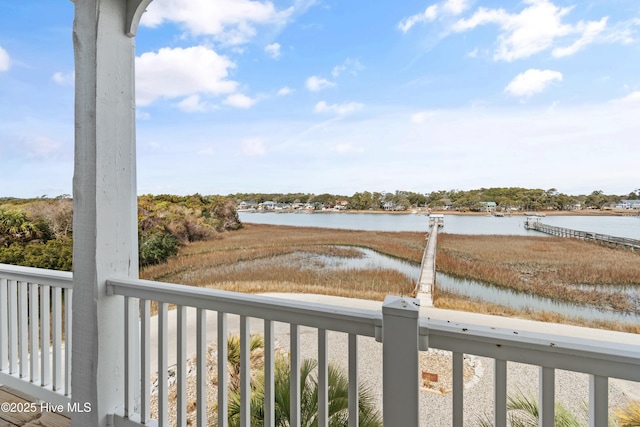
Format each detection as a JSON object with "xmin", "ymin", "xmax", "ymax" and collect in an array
[
  {"xmin": 524, "ymin": 216, "xmax": 640, "ymax": 251},
  {"xmin": 415, "ymin": 215, "xmax": 443, "ymax": 305}
]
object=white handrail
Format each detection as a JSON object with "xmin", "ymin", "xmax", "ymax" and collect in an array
[
  {"xmin": 421, "ymin": 319, "xmax": 640, "ymax": 380},
  {"xmin": 106, "ymin": 277, "xmax": 382, "ymax": 337},
  {"xmin": 0, "ymin": 265, "xmax": 72, "ymax": 406}
]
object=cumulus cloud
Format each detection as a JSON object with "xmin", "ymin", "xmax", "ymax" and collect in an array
[
  {"xmin": 141, "ymin": 0, "xmax": 293, "ymax": 45},
  {"xmin": 52, "ymin": 71, "xmax": 74, "ymax": 86},
  {"xmin": 314, "ymin": 101, "xmax": 363, "ymax": 115},
  {"xmin": 223, "ymin": 93, "xmax": 257, "ymax": 108},
  {"xmin": 277, "ymin": 86, "xmax": 293, "ymax": 96},
  {"xmin": 398, "ymin": 0, "xmax": 470, "ymax": 33},
  {"xmin": 0, "ymin": 45, "xmax": 10, "ymax": 71},
  {"xmin": 451, "ymin": 0, "xmax": 616, "ymax": 61},
  {"xmin": 241, "ymin": 138, "xmax": 266, "ymax": 156},
  {"xmin": 305, "ymin": 76, "xmax": 335, "ymax": 92},
  {"xmin": 265, "ymin": 42, "xmax": 281, "ymax": 58},
  {"xmin": 505, "ymin": 69, "xmax": 563, "ymax": 97},
  {"xmin": 136, "ymin": 46, "xmax": 237, "ymax": 106}
]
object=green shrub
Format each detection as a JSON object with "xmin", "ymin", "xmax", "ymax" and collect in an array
[
  {"xmin": 139, "ymin": 232, "xmax": 180, "ymax": 267},
  {"xmin": 0, "ymin": 239, "xmax": 72, "ymax": 271}
]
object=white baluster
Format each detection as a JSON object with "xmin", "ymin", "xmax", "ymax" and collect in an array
[
  {"xmin": 494, "ymin": 359, "xmax": 507, "ymax": 427},
  {"xmin": 290, "ymin": 324, "xmax": 300, "ymax": 427},
  {"xmin": 196, "ymin": 308, "xmax": 207, "ymax": 427},
  {"xmin": 348, "ymin": 333, "xmax": 358, "ymax": 427},
  {"xmin": 318, "ymin": 329, "xmax": 328, "ymax": 427},
  {"xmin": 158, "ymin": 302, "xmax": 168, "ymax": 427},
  {"xmin": 264, "ymin": 319, "xmax": 275, "ymax": 427}
]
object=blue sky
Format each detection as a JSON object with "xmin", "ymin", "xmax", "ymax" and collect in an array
[{"xmin": 1, "ymin": 0, "xmax": 639, "ymax": 198}]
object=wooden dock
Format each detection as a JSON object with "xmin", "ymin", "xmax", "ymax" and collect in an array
[
  {"xmin": 0, "ymin": 386, "xmax": 69, "ymax": 427},
  {"xmin": 416, "ymin": 225, "xmax": 439, "ymax": 305},
  {"xmin": 524, "ymin": 219, "xmax": 640, "ymax": 251}
]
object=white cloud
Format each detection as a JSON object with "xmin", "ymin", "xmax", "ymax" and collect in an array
[
  {"xmin": 142, "ymin": 0, "xmax": 294, "ymax": 45},
  {"xmin": 265, "ymin": 42, "xmax": 281, "ymax": 58},
  {"xmin": 552, "ymin": 17, "xmax": 607, "ymax": 57},
  {"xmin": 224, "ymin": 93, "xmax": 257, "ymax": 108},
  {"xmin": 136, "ymin": 46, "xmax": 237, "ymax": 106},
  {"xmin": 442, "ymin": 0, "xmax": 469, "ymax": 16},
  {"xmin": 0, "ymin": 45, "xmax": 10, "ymax": 71},
  {"xmin": 178, "ymin": 95, "xmax": 209, "ymax": 112},
  {"xmin": 52, "ymin": 71, "xmax": 74, "ymax": 86},
  {"xmin": 314, "ymin": 101, "xmax": 363, "ymax": 115},
  {"xmin": 452, "ymin": 0, "xmax": 609, "ymax": 61},
  {"xmin": 331, "ymin": 58, "xmax": 364, "ymax": 78},
  {"xmin": 241, "ymin": 138, "xmax": 266, "ymax": 156},
  {"xmin": 398, "ymin": 0, "xmax": 470, "ymax": 33},
  {"xmin": 399, "ymin": 5, "xmax": 441, "ymax": 33},
  {"xmin": 611, "ymin": 91, "xmax": 640, "ymax": 105},
  {"xmin": 277, "ymin": 86, "xmax": 293, "ymax": 96},
  {"xmin": 505, "ymin": 69, "xmax": 563, "ymax": 97},
  {"xmin": 305, "ymin": 76, "xmax": 335, "ymax": 92}
]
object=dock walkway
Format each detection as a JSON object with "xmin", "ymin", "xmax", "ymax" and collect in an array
[
  {"xmin": 524, "ymin": 219, "xmax": 640, "ymax": 251},
  {"xmin": 416, "ymin": 225, "xmax": 438, "ymax": 306}
]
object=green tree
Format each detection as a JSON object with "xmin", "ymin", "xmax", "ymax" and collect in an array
[{"xmin": 222, "ymin": 335, "xmax": 382, "ymax": 427}]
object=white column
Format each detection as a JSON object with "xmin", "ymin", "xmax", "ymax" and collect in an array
[
  {"xmin": 382, "ymin": 296, "xmax": 420, "ymax": 427},
  {"xmin": 71, "ymin": 0, "xmax": 141, "ymax": 425}
]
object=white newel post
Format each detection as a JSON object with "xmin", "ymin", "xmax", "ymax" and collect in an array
[
  {"xmin": 382, "ymin": 296, "xmax": 420, "ymax": 426},
  {"xmin": 71, "ymin": 0, "xmax": 150, "ymax": 425}
]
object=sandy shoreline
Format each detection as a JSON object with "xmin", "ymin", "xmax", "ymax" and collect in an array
[{"xmin": 241, "ymin": 208, "xmax": 638, "ymax": 217}]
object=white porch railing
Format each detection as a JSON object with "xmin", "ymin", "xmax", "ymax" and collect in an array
[
  {"xmin": 106, "ymin": 277, "xmax": 640, "ymax": 427},
  {"xmin": 1, "ymin": 265, "xmax": 639, "ymax": 426},
  {"xmin": 0, "ymin": 264, "xmax": 72, "ymax": 406}
]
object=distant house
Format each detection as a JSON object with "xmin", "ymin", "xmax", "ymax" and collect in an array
[
  {"xmin": 259, "ymin": 201, "xmax": 276, "ymax": 210},
  {"xmin": 479, "ymin": 201, "xmax": 497, "ymax": 212},
  {"xmin": 616, "ymin": 200, "xmax": 640, "ymax": 209},
  {"xmin": 237, "ymin": 200, "xmax": 257, "ymax": 210}
]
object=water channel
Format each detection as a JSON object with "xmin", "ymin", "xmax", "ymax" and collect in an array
[{"xmin": 239, "ymin": 212, "xmax": 640, "ymax": 324}]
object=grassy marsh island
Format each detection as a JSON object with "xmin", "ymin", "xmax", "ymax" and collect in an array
[
  {"xmin": 141, "ymin": 223, "xmax": 640, "ymax": 332},
  {"xmin": 141, "ymin": 223, "xmax": 423, "ymax": 300}
]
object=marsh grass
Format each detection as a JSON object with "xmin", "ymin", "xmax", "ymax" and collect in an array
[
  {"xmin": 437, "ymin": 233, "xmax": 640, "ymax": 313},
  {"xmin": 434, "ymin": 289, "xmax": 640, "ymax": 334},
  {"xmin": 141, "ymin": 224, "xmax": 639, "ymax": 330},
  {"xmin": 141, "ymin": 223, "xmax": 423, "ymax": 301}
]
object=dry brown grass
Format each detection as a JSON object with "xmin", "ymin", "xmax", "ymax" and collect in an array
[
  {"xmin": 434, "ymin": 289, "xmax": 640, "ymax": 334},
  {"xmin": 437, "ymin": 233, "xmax": 640, "ymax": 312},
  {"xmin": 141, "ymin": 223, "xmax": 423, "ymax": 301},
  {"xmin": 141, "ymin": 224, "xmax": 638, "ymax": 330}
]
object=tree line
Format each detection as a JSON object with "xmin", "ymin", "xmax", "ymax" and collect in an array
[
  {"xmin": 229, "ymin": 187, "xmax": 640, "ymax": 212},
  {"xmin": 0, "ymin": 194, "xmax": 241, "ymax": 270}
]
